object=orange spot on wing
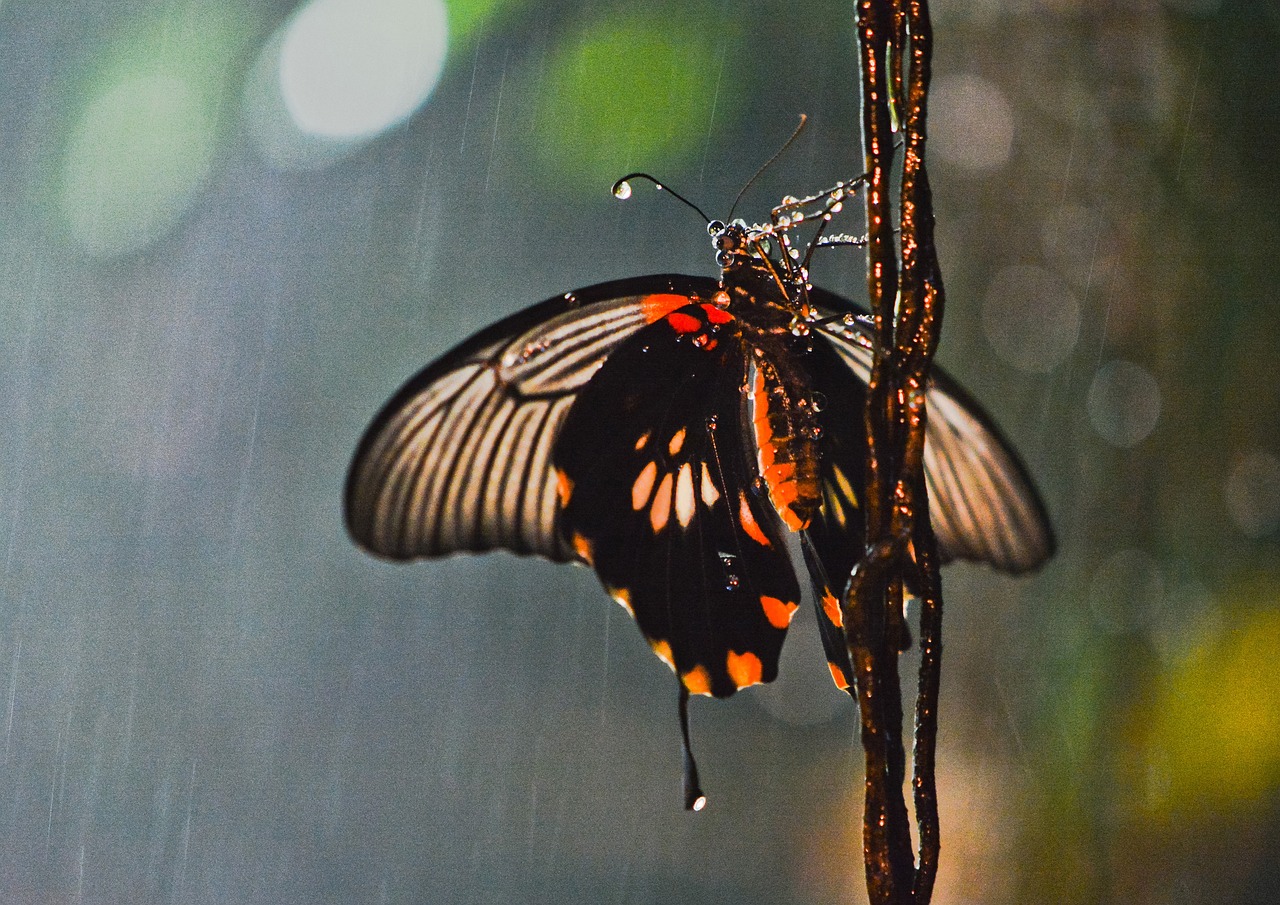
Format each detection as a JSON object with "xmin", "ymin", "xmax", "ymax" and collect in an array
[
  {"xmin": 571, "ymin": 532, "xmax": 594, "ymax": 565},
  {"xmin": 700, "ymin": 463, "xmax": 720, "ymax": 507},
  {"xmin": 555, "ymin": 469, "xmax": 574, "ymax": 507},
  {"xmin": 609, "ymin": 587, "xmax": 635, "ymax": 617},
  {"xmin": 828, "ymin": 660, "xmax": 851, "ymax": 690},
  {"xmin": 667, "ymin": 428, "xmax": 686, "ymax": 456},
  {"xmin": 641, "ymin": 293, "xmax": 691, "ymax": 323},
  {"xmin": 822, "ymin": 591, "xmax": 844, "ymax": 628},
  {"xmin": 726, "ymin": 650, "xmax": 763, "ymax": 688},
  {"xmin": 674, "ymin": 462, "xmax": 696, "ymax": 528},
  {"xmin": 650, "ymin": 471, "xmax": 673, "ymax": 533},
  {"xmin": 634, "ymin": 430, "xmax": 651, "ymax": 451},
  {"xmin": 650, "ymin": 638, "xmax": 676, "ymax": 671},
  {"xmin": 666, "ymin": 311, "xmax": 702, "ymax": 334},
  {"xmin": 760, "ymin": 595, "xmax": 798, "ymax": 629},
  {"xmin": 682, "ymin": 664, "xmax": 712, "ymax": 696},
  {"xmin": 632, "ymin": 460, "xmax": 658, "ymax": 511},
  {"xmin": 738, "ymin": 493, "xmax": 771, "ymax": 547}
]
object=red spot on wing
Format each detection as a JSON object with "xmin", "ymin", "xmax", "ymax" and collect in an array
[
  {"xmin": 641, "ymin": 293, "xmax": 692, "ymax": 323},
  {"xmin": 701, "ymin": 303, "xmax": 732, "ymax": 324},
  {"xmin": 666, "ymin": 311, "xmax": 702, "ymax": 334}
]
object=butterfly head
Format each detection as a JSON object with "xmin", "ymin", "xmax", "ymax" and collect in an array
[{"xmin": 708, "ymin": 219, "xmax": 753, "ymax": 270}]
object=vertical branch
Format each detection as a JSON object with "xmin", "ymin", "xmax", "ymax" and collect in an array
[
  {"xmin": 850, "ymin": 1, "xmax": 946, "ymax": 904},
  {"xmin": 852, "ymin": 2, "xmax": 914, "ymax": 904},
  {"xmin": 897, "ymin": 3, "xmax": 946, "ymax": 899}
]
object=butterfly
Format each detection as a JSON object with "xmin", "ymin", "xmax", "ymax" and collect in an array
[{"xmin": 344, "ymin": 178, "xmax": 1054, "ymax": 808}]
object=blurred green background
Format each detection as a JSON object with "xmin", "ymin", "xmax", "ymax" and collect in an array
[{"xmin": 1, "ymin": 0, "xmax": 1277, "ymax": 902}]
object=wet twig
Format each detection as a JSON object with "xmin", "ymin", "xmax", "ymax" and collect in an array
[{"xmin": 847, "ymin": 1, "xmax": 946, "ymax": 903}]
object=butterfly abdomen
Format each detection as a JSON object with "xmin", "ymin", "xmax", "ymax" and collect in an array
[{"xmin": 746, "ymin": 355, "xmax": 821, "ymax": 532}]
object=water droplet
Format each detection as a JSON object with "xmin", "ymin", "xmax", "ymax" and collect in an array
[
  {"xmin": 788, "ymin": 247, "xmax": 801, "ymax": 260},
  {"xmin": 811, "ymin": 391, "xmax": 827, "ymax": 412},
  {"xmin": 716, "ymin": 250, "xmax": 732, "ymax": 268},
  {"xmin": 789, "ymin": 317, "xmax": 810, "ymax": 337},
  {"xmin": 613, "ymin": 180, "xmax": 632, "ymax": 200},
  {"xmin": 777, "ymin": 215, "xmax": 792, "ymax": 228},
  {"xmin": 712, "ymin": 290, "xmax": 731, "ymax": 307},
  {"xmin": 842, "ymin": 313, "xmax": 857, "ymax": 326},
  {"xmin": 830, "ymin": 201, "xmax": 843, "ymax": 214},
  {"xmin": 719, "ymin": 552, "xmax": 740, "ymax": 590},
  {"xmin": 707, "ymin": 219, "xmax": 724, "ymax": 236},
  {"xmin": 791, "ymin": 210, "xmax": 804, "ymax": 222},
  {"xmin": 781, "ymin": 195, "xmax": 799, "ymax": 205}
]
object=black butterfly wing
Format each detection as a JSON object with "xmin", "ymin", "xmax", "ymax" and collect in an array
[
  {"xmin": 807, "ymin": 286, "xmax": 1056, "ymax": 575},
  {"xmin": 553, "ymin": 302, "xmax": 802, "ymax": 699},
  {"xmin": 801, "ymin": 286, "xmax": 1056, "ymax": 689},
  {"xmin": 345, "ymin": 275, "xmax": 718, "ymax": 562}
]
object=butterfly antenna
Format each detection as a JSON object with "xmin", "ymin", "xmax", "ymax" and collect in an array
[
  {"xmin": 727, "ymin": 114, "xmax": 809, "ymax": 222},
  {"xmin": 678, "ymin": 685, "xmax": 707, "ymax": 811},
  {"xmin": 612, "ymin": 173, "xmax": 712, "ymax": 225}
]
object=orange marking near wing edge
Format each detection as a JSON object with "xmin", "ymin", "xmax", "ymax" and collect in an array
[
  {"xmin": 571, "ymin": 532, "xmax": 594, "ymax": 565},
  {"xmin": 609, "ymin": 586, "xmax": 635, "ymax": 617},
  {"xmin": 822, "ymin": 592, "xmax": 844, "ymax": 628},
  {"xmin": 738, "ymin": 494, "xmax": 771, "ymax": 546},
  {"xmin": 828, "ymin": 661, "xmax": 851, "ymax": 690},
  {"xmin": 555, "ymin": 469, "xmax": 574, "ymax": 507},
  {"xmin": 682, "ymin": 665, "xmax": 713, "ymax": 696},
  {"xmin": 726, "ymin": 650, "xmax": 763, "ymax": 688},
  {"xmin": 760, "ymin": 595, "xmax": 798, "ymax": 630},
  {"xmin": 650, "ymin": 638, "xmax": 676, "ymax": 671},
  {"xmin": 641, "ymin": 293, "xmax": 692, "ymax": 323}
]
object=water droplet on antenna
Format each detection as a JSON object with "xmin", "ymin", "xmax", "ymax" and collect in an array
[{"xmin": 613, "ymin": 180, "xmax": 632, "ymax": 200}]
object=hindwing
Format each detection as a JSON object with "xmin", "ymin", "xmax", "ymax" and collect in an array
[{"xmin": 553, "ymin": 302, "xmax": 802, "ymax": 698}]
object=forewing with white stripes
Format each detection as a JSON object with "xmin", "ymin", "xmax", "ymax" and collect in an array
[{"xmin": 344, "ymin": 276, "xmax": 716, "ymax": 563}]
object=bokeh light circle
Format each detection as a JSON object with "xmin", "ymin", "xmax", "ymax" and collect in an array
[
  {"xmin": 1087, "ymin": 360, "xmax": 1161, "ymax": 447},
  {"xmin": 1224, "ymin": 448, "xmax": 1280, "ymax": 538},
  {"xmin": 60, "ymin": 74, "xmax": 215, "ymax": 258},
  {"xmin": 278, "ymin": 0, "xmax": 448, "ymax": 140},
  {"xmin": 982, "ymin": 264, "xmax": 1081, "ymax": 373},
  {"xmin": 929, "ymin": 72, "xmax": 1014, "ymax": 171},
  {"xmin": 531, "ymin": 18, "xmax": 732, "ymax": 190}
]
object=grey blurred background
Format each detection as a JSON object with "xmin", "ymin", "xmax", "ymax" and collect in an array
[{"xmin": 1, "ymin": 1, "xmax": 1277, "ymax": 903}]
